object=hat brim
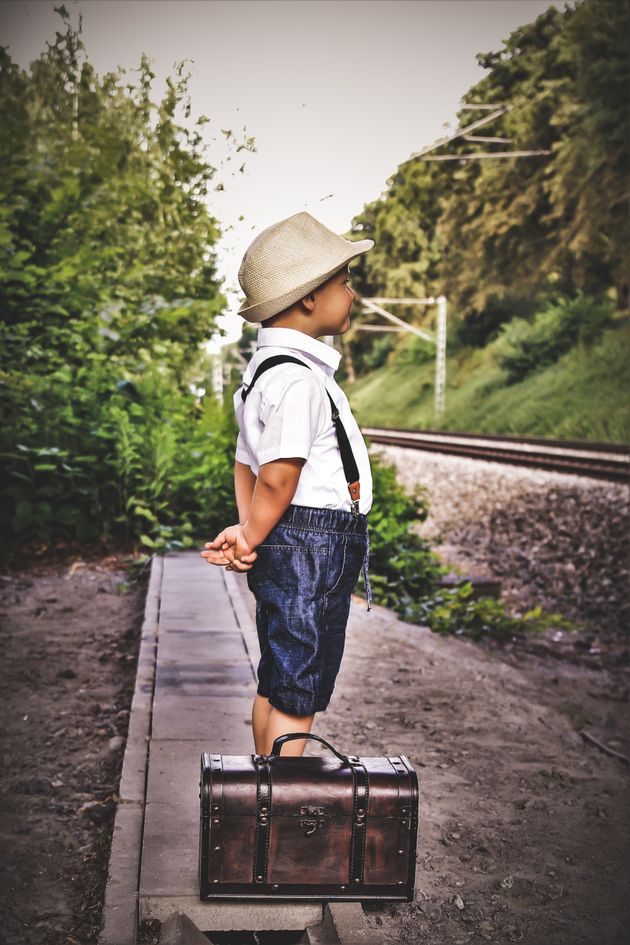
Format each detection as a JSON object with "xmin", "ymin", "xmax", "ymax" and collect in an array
[{"xmin": 238, "ymin": 239, "xmax": 375, "ymax": 323}]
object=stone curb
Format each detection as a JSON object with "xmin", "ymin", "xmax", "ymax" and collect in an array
[{"xmin": 98, "ymin": 554, "xmax": 164, "ymax": 945}]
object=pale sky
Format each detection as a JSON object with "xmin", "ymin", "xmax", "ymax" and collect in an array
[{"xmin": 2, "ymin": 0, "xmax": 565, "ymax": 349}]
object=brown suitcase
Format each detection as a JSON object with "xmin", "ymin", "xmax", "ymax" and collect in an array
[{"xmin": 199, "ymin": 732, "xmax": 419, "ymax": 901}]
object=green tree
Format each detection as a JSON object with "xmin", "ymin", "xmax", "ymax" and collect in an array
[
  {"xmin": 0, "ymin": 6, "xmax": 256, "ymax": 547},
  {"xmin": 439, "ymin": 0, "xmax": 629, "ymax": 315},
  {"xmin": 347, "ymin": 0, "xmax": 628, "ymax": 362},
  {"xmin": 0, "ymin": 8, "xmax": 238, "ymax": 378},
  {"xmin": 544, "ymin": 0, "xmax": 629, "ymax": 307}
]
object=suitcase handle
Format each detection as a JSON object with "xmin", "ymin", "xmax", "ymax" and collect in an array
[{"xmin": 267, "ymin": 732, "xmax": 352, "ymax": 764}]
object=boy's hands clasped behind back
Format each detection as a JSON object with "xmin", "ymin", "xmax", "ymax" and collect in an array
[
  {"xmin": 200, "ymin": 456, "xmax": 306, "ymax": 573},
  {"xmin": 201, "ymin": 524, "xmax": 257, "ymax": 573}
]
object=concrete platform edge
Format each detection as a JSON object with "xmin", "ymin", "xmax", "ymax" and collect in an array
[
  {"xmin": 141, "ymin": 896, "xmax": 323, "ymax": 931},
  {"xmin": 98, "ymin": 554, "xmax": 164, "ymax": 945},
  {"xmin": 326, "ymin": 902, "xmax": 384, "ymax": 944}
]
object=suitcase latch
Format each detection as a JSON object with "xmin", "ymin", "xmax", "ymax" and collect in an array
[{"xmin": 298, "ymin": 805, "xmax": 328, "ymax": 836}]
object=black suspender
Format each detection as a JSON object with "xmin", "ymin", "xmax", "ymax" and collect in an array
[{"xmin": 241, "ymin": 354, "xmax": 362, "ymax": 518}]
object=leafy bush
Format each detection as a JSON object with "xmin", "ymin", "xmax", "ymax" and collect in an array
[
  {"xmin": 0, "ymin": 11, "xmax": 253, "ymax": 559},
  {"xmin": 451, "ymin": 293, "xmax": 542, "ymax": 349},
  {"xmin": 410, "ymin": 584, "xmax": 575, "ymax": 642},
  {"xmin": 389, "ymin": 333, "xmax": 435, "ymax": 367},
  {"xmin": 358, "ymin": 449, "xmax": 577, "ymax": 642},
  {"xmin": 363, "ymin": 333, "xmax": 395, "ymax": 370},
  {"xmin": 1, "ymin": 365, "xmax": 238, "ymax": 553},
  {"xmin": 362, "ymin": 448, "xmax": 447, "ymax": 609},
  {"xmin": 494, "ymin": 292, "xmax": 615, "ymax": 383}
]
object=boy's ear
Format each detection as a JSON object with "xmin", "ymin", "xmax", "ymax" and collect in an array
[{"xmin": 300, "ymin": 292, "xmax": 316, "ymax": 313}]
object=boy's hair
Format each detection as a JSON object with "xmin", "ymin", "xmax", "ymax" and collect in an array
[
  {"xmin": 260, "ymin": 312, "xmax": 283, "ymax": 327},
  {"xmin": 259, "ymin": 264, "xmax": 349, "ymax": 327}
]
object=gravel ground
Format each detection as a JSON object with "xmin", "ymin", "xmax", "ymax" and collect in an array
[
  {"xmin": 369, "ymin": 445, "xmax": 629, "ymax": 663},
  {"xmin": 236, "ymin": 534, "xmax": 630, "ymax": 945}
]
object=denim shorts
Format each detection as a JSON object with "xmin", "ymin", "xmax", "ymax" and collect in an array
[{"xmin": 245, "ymin": 503, "xmax": 373, "ymax": 717}]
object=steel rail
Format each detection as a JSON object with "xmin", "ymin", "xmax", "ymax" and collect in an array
[{"xmin": 361, "ymin": 427, "xmax": 629, "ymax": 484}]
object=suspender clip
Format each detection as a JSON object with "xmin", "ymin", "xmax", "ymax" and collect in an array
[{"xmin": 348, "ymin": 481, "xmax": 360, "ymax": 518}]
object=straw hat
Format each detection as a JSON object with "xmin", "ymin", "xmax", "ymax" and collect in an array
[{"xmin": 237, "ymin": 211, "xmax": 374, "ymax": 323}]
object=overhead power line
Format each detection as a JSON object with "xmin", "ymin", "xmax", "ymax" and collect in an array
[
  {"xmin": 402, "ymin": 102, "xmax": 551, "ymax": 164},
  {"xmin": 423, "ymin": 150, "xmax": 551, "ymax": 161},
  {"xmin": 463, "ymin": 135, "xmax": 513, "ymax": 143},
  {"xmin": 401, "ymin": 106, "xmax": 511, "ymax": 164}
]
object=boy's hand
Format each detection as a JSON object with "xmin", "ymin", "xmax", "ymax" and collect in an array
[
  {"xmin": 201, "ymin": 456, "xmax": 304, "ymax": 571},
  {"xmin": 199, "ymin": 524, "xmax": 258, "ymax": 572}
]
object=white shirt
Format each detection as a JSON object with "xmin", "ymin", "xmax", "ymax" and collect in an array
[{"xmin": 233, "ymin": 326, "xmax": 373, "ymax": 514}]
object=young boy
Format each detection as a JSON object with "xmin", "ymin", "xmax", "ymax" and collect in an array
[{"xmin": 200, "ymin": 211, "xmax": 375, "ymax": 758}]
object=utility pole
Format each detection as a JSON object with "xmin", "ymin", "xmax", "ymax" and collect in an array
[
  {"xmin": 357, "ymin": 296, "xmax": 447, "ymax": 418},
  {"xmin": 434, "ymin": 296, "xmax": 447, "ymax": 417}
]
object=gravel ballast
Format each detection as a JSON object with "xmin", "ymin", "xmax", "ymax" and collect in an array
[{"xmin": 368, "ymin": 444, "xmax": 629, "ymax": 666}]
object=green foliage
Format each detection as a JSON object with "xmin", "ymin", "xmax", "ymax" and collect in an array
[
  {"xmin": 348, "ymin": 311, "xmax": 629, "ymax": 442},
  {"xmin": 344, "ymin": 160, "xmax": 442, "ymax": 303},
  {"xmin": 358, "ymin": 451, "xmax": 577, "ymax": 642},
  {"xmin": 1, "ymin": 362, "xmax": 239, "ymax": 550},
  {"xmin": 409, "ymin": 584, "xmax": 576, "ymax": 642},
  {"xmin": 438, "ymin": 0, "xmax": 629, "ymax": 316},
  {"xmin": 494, "ymin": 292, "xmax": 615, "ymax": 383},
  {"xmin": 450, "ymin": 293, "xmax": 543, "ymax": 349},
  {"xmin": 2, "ymin": 443, "xmax": 103, "ymax": 543},
  {"xmin": 389, "ymin": 333, "xmax": 435, "ymax": 367},
  {"xmin": 0, "ymin": 9, "xmax": 255, "ymax": 554},
  {"xmin": 363, "ymin": 333, "xmax": 395, "ymax": 370},
  {"xmin": 347, "ymin": 0, "xmax": 629, "ymax": 362},
  {"xmin": 363, "ymin": 449, "xmax": 446, "ymax": 610}
]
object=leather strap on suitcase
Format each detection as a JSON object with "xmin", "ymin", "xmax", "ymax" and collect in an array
[{"xmin": 252, "ymin": 733, "xmax": 370, "ymax": 885}]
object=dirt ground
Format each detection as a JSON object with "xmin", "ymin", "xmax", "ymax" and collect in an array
[
  {"xmin": 0, "ymin": 546, "xmax": 148, "ymax": 945},
  {"xmin": 1, "ymin": 476, "xmax": 629, "ymax": 944},
  {"xmin": 314, "ymin": 591, "xmax": 630, "ymax": 945}
]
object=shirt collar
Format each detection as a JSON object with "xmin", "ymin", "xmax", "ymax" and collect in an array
[{"xmin": 256, "ymin": 326, "xmax": 341, "ymax": 376}]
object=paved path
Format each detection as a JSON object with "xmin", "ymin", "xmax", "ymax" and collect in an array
[{"xmin": 99, "ymin": 551, "xmax": 379, "ymax": 943}]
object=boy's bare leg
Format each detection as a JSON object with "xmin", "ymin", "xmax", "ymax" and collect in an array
[
  {"xmin": 252, "ymin": 693, "xmax": 273, "ymax": 753},
  {"xmin": 263, "ymin": 706, "xmax": 315, "ymax": 756}
]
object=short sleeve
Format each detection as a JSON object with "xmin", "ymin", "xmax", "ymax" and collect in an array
[
  {"xmin": 235, "ymin": 430, "xmax": 252, "ymax": 465},
  {"xmin": 256, "ymin": 374, "xmax": 327, "ymax": 466}
]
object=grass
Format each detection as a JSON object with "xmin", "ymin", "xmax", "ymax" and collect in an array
[{"xmin": 346, "ymin": 321, "xmax": 630, "ymax": 443}]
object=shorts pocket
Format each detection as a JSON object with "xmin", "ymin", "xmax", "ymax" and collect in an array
[
  {"xmin": 324, "ymin": 534, "xmax": 366, "ymax": 630},
  {"xmin": 325, "ymin": 534, "xmax": 365, "ymax": 597},
  {"xmin": 258, "ymin": 522, "xmax": 330, "ymax": 554},
  {"xmin": 251, "ymin": 540, "xmax": 329, "ymax": 609}
]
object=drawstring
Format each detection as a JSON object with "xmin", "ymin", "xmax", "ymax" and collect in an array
[{"xmin": 362, "ymin": 525, "xmax": 373, "ymax": 612}]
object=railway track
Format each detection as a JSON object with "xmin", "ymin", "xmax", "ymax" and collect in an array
[{"xmin": 361, "ymin": 427, "xmax": 630, "ymax": 483}]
